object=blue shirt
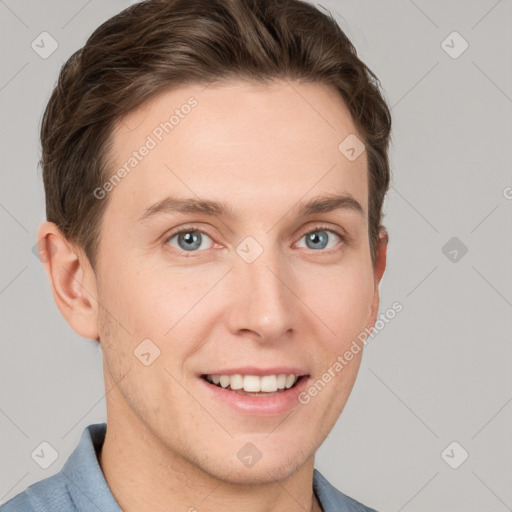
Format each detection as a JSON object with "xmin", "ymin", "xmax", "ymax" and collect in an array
[{"xmin": 1, "ymin": 423, "xmax": 378, "ymax": 511}]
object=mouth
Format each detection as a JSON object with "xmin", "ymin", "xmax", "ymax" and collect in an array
[
  {"xmin": 200, "ymin": 373, "xmax": 307, "ymax": 396},
  {"xmin": 198, "ymin": 369, "xmax": 311, "ymax": 416}
]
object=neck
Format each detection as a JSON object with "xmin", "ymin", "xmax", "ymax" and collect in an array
[{"xmin": 98, "ymin": 411, "xmax": 322, "ymax": 512}]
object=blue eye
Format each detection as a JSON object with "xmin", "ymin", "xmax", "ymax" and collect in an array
[
  {"xmin": 297, "ymin": 229, "xmax": 341, "ymax": 251},
  {"xmin": 165, "ymin": 225, "xmax": 344, "ymax": 255},
  {"xmin": 166, "ymin": 230, "xmax": 213, "ymax": 252}
]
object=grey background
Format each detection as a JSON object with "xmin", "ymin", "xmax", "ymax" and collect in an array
[{"xmin": 1, "ymin": 1, "xmax": 511, "ymax": 511}]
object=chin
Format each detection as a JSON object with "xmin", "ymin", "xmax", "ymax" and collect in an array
[{"xmin": 200, "ymin": 445, "xmax": 312, "ymax": 486}]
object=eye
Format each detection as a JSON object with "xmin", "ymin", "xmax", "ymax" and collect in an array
[
  {"xmin": 296, "ymin": 227, "xmax": 343, "ymax": 251},
  {"xmin": 165, "ymin": 229, "xmax": 214, "ymax": 252},
  {"xmin": 164, "ymin": 224, "xmax": 345, "ymax": 255}
]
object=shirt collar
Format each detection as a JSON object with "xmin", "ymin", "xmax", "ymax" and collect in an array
[{"xmin": 61, "ymin": 423, "xmax": 122, "ymax": 511}]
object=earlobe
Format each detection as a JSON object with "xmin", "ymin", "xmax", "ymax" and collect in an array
[{"xmin": 36, "ymin": 221, "xmax": 100, "ymax": 340}]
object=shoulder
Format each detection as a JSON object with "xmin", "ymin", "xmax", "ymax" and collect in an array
[
  {"xmin": 0, "ymin": 472, "xmax": 74, "ymax": 512},
  {"xmin": 313, "ymin": 469, "xmax": 379, "ymax": 512},
  {"xmin": 1, "ymin": 423, "xmax": 110, "ymax": 512}
]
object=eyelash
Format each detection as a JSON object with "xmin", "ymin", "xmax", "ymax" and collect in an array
[{"xmin": 163, "ymin": 224, "xmax": 347, "ymax": 256}]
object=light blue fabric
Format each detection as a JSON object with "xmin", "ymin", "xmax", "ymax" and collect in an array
[{"xmin": 1, "ymin": 423, "xmax": 378, "ymax": 511}]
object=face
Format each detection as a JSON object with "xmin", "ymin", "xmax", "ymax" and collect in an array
[{"xmin": 92, "ymin": 80, "xmax": 385, "ymax": 484}]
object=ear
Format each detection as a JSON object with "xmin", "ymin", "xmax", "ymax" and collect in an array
[
  {"xmin": 367, "ymin": 228, "xmax": 388, "ymax": 328},
  {"xmin": 36, "ymin": 221, "xmax": 100, "ymax": 340}
]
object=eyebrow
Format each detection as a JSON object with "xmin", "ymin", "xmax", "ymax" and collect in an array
[{"xmin": 137, "ymin": 193, "xmax": 364, "ymax": 224}]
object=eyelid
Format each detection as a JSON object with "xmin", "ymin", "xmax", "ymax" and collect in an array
[
  {"xmin": 300, "ymin": 222, "xmax": 347, "ymax": 239},
  {"xmin": 164, "ymin": 224, "xmax": 213, "ymax": 242}
]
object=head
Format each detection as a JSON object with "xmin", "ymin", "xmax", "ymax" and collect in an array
[{"xmin": 38, "ymin": 0, "xmax": 391, "ymax": 485}]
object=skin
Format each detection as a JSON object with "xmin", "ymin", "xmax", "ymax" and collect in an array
[{"xmin": 38, "ymin": 80, "xmax": 387, "ymax": 512}]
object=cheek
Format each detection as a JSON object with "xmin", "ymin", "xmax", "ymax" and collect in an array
[
  {"xmin": 134, "ymin": 267, "xmax": 223, "ymax": 336},
  {"xmin": 98, "ymin": 262, "xmax": 222, "ymax": 373},
  {"xmin": 299, "ymin": 262, "xmax": 374, "ymax": 340},
  {"xmin": 98, "ymin": 257, "xmax": 183, "ymax": 333}
]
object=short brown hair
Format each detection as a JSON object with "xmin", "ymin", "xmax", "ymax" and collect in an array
[{"xmin": 40, "ymin": 0, "xmax": 391, "ymax": 270}]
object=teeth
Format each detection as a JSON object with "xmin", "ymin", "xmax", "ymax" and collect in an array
[
  {"xmin": 205, "ymin": 373, "xmax": 299, "ymax": 392},
  {"xmin": 285, "ymin": 374, "xmax": 296, "ymax": 389},
  {"xmin": 260, "ymin": 375, "xmax": 277, "ymax": 392},
  {"xmin": 276, "ymin": 374, "xmax": 287, "ymax": 390},
  {"xmin": 230, "ymin": 374, "xmax": 243, "ymax": 390},
  {"xmin": 243, "ymin": 375, "xmax": 261, "ymax": 392}
]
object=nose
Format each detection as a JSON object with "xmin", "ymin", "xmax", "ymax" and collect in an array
[{"xmin": 225, "ymin": 243, "xmax": 296, "ymax": 343}]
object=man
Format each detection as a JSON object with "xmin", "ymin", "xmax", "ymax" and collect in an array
[{"xmin": 1, "ymin": 0, "xmax": 391, "ymax": 510}]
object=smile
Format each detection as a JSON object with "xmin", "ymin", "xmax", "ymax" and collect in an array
[{"xmin": 199, "ymin": 369, "xmax": 310, "ymax": 416}]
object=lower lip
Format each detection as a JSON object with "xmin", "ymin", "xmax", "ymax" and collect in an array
[{"xmin": 199, "ymin": 376, "xmax": 310, "ymax": 416}]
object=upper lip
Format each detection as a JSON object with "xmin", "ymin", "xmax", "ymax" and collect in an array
[{"xmin": 200, "ymin": 366, "xmax": 309, "ymax": 377}]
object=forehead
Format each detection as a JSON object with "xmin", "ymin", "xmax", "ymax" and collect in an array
[{"xmin": 106, "ymin": 80, "xmax": 368, "ymax": 219}]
